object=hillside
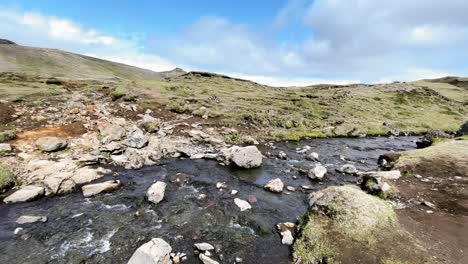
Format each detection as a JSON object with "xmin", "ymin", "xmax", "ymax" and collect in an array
[{"xmin": 0, "ymin": 40, "xmax": 184, "ymax": 80}]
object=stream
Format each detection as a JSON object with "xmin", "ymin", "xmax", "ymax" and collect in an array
[{"xmin": 0, "ymin": 137, "xmax": 417, "ymax": 264}]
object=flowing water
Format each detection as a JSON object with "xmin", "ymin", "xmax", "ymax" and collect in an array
[{"xmin": 0, "ymin": 137, "xmax": 417, "ymax": 264}]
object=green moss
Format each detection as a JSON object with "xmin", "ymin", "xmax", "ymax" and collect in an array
[
  {"xmin": 165, "ymin": 101, "xmax": 188, "ymax": 113},
  {"xmin": 0, "ymin": 164, "xmax": 15, "ymax": 192},
  {"xmin": 0, "ymin": 129, "xmax": 16, "ymax": 143}
]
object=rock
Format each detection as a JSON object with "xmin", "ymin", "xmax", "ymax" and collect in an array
[
  {"xmin": 125, "ymin": 127, "xmax": 149, "ymax": 149},
  {"xmin": 360, "ymin": 175, "xmax": 398, "ymax": 199},
  {"xmin": 308, "ymin": 165, "xmax": 327, "ymax": 180},
  {"xmin": 81, "ymin": 180, "xmax": 121, "ymax": 197},
  {"xmin": 264, "ymin": 178, "xmax": 284, "ymax": 193},
  {"xmin": 3, "ymin": 185, "xmax": 45, "ymax": 203},
  {"xmin": 16, "ymin": 215, "xmax": 48, "ymax": 224},
  {"xmin": 14, "ymin": 227, "xmax": 24, "ymax": 235},
  {"xmin": 339, "ymin": 164, "xmax": 358, "ymax": 174},
  {"xmin": 147, "ymin": 181, "xmax": 167, "ymax": 204},
  {"xmin": 100, "ymin": 141, "xmax": 124, "ymax": 154},
  {"xmin": 458, "ymin": 121, "xmax": 468, "ymax": 136},
  {"xmin": 35, "ymin": 137, "xmax": 68, "ymax": 152},
  {"xmin": 421, "ymin": 200, "xmax": 436, "ymax": 209},
  {"xmin": 247, "ymin": 195, "xmax": 257, "ymax": 204},
  {"xmin": 0, "ymin": 143, "xmax": 12, "ymax": 152},
  {"xmin": 199, "ymin": 253, "xmax": 219, "ymax": 264},
  {"xmin": 231, "ymin": 190, "xmax": 238, "ymax": 195},
  {"xmin": 306, "ymin": 152, "xmax": 319, "ymax": 161},
  {"xmin": 242, "ymin": 136, "xmax": 259, "ymax": 145},
  {"xmin": 0, "ymin": 129, "xmax": 16, "ymax": 142},
  {"xmin": 194, "ymin": 242, "xmax": 215, "ymax": 251},
  {"xmin": 378, "ymin": 153, "xmax": 401, "ymax": 170},
  {"xmin": 222, "ymin": 146, "xmax": 262, "ymax": 168},
  {"xmin": 416, "ymin": 130, "xmax": 452, "ymax": 148},
  {"xmin": 99, "ymin": 123, "xmax": 125, "ymax": 143},
  {"xmin": 234, "ymin": 198, "xmax": 252, "ymax": 211},
  {"xmin": 359, "ymin": 170, "xmax": 401, "ymax": 180},
  {"xmin": 278, "ymin": 151, "xmax": 288, "ymax": 160},
  {"xmin": 127, "ymin": 238, "xmax": 172, "ymax": 264},
  {"xmin": 216, "ymin": 182, "xmax": 227, "ymax": 189},
  {"xmin": 277, "ymin": 222, "xmax": 296, "ymax": 245},
  {"xmin": 287, "ymin": 186, "xmax": 296, "ymax": 192}
]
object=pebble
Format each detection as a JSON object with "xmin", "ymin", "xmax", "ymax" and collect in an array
[
  {"xmin": 194, "ymin": 242, "xmax": 215, "ymax": 251},
  {"xmin": 234, "ymin": 198, "xmax": 252, "ymax": 211}
]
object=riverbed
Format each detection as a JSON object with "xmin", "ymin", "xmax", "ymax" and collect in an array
[{"xmin": 0, "ymin": 137, "xmax": 417, "ymax": 264}]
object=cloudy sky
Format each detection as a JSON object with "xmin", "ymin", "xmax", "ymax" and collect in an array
[{"xmin": 1, "ymin": 0, "xmax": 467, "ymax": 86}]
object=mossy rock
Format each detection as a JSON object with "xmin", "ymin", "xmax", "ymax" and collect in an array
[
  {"xmin": 0, "ymin": 164, "xmax": 15, "ymax": 192},
  {"xmin": 293, "ymin": 185, "xmax": 430, "ymax": 264},
  {"xmin": 0, "ymin": 129, "xmax": 16, "ymax": 143}
]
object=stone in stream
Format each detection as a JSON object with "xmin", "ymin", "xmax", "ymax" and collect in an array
[
  {"xmin": 81, "ymin": 180, "xmax": 122, "ymax": 197},
  {"xmin": 264, "ymin": 178, "xmax": 284, "ymax": 193},
  {"xmin": 127, "ymin": 238, "xmax": 172, "ymax": 264},
  {"xmin": 194, "ymin": 242, "xmax": 215, "ymax": 251},
  {"xmin": 234, "ymin": 198, "xmax": 252, "ymax": 211},
  {"xmin": 306, "ymin": 152, "xmax": 319, "ymax": 161},
  {"xmin": 277, "ymin": 151, "xmax": 288, "ymax": 160},
  {"xmin": 199, "ymin": 253, "xmax": 219, "ymax": 264},
  {"xmin": 16, "ymin": 215, "xmax": 48, "ymax": 224},
  {"xmin": 35, "ymin": 137, "xmax": 68, "ymax": 152},
  {"xmin": 147, "ymin": 181, "xmax": 167, "ymax": 204},
  {"xmin": 308, "ymin": 165, "xmax": 327, "ymax": 180},
  {"xmin": 3, "ymin": 185, "xmax": 45, "ymax": 204},
  {"xmin": 277, "ymin": 222, "xmax": 296, "ymax": 245},
  {"xmin": 221, "ymin": 145, "xmax": 262, "ymax": 168},
  {"xmin": 339, "ymin": 164, "xmax": 358, "ymax": 174}
]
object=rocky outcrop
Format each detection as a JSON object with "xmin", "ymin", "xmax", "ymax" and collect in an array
[
  {"xmin": 127, "ymin": 238, "xmax": 172, "ymax": 264},
  {"xmin": 221, "ymin": 146, "xmax": 262, "ymax": 168},
  {"xmin": 81, "ymin": 180, "xmax": 122, "ymax": 197},
  {"xmin": 147, "ymin": 181, "xmax": 166, "ymax": 204},
  {"xmin": 3, "ymin": 185, "xmax": 45, "ymax": 203},
  {"xmin": 35, "ymin": 137, "xmax": 67, "ymax": 152}
]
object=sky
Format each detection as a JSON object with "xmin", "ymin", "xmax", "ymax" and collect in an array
[{"xmin": 1, "ymin": 0, "xmax": 468, "ymax": 86}]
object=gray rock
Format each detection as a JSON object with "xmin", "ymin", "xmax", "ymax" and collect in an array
[
  {"xmin": 339, "ymin": 164, "xmax": 358, "ymax": 174},
  {"xmin": 3, "ymin": 185, "xmax": 45, "ymax": 203},
  {"xmin": 99, "ymin": 123, "xmax": 125, "ymax": 143},
  {"xmin": 359, "ymin": 170, "xmax": 401, "ymax": 180},
  {"xmin": 306, "ymin": 152, "xmax": 319, "ymax": 161},
  {"xmin": 16, "ymin": 215, "xmax": 48, "ymax": 224},
  {"xmin": 194, "ymin": 242, "xmax": 215, "ymax": 251},
  {"xmin": 308, "ymin": 165, "xmax": 327, "ymax": 180},
  {"xmin": 125, "ymin": 127, "xmax": 149, "ymax": 149},
  {"xmin": 36, "ymin": 137, "xmax": 68, "ymax": 152},
  {"xmin": 223, "ymin": 146, "xmax": 262, "ymax": 168},
  {"xmin": 100, "ymin": 141, "xmax": 124, "ymax": 154},
  {"xmin": 81, "ymin": 180, "xmax": 121, "ymax": 197},
  {"xmin": 264, "ymin": 178, "xmax": 284, "ymax": 193},
  {"xmin": 127, "ymin": 238, "xmax": 172, "ymax": 264},
  {"xmin": 278, "ymin": 151, "xmax": 288, "ymax": 160},
  {"xmin": 199, "ymin": 253, "xmax": 219, "ymax": 264},
  {"xmin": 147, "ymin": 181, "xmax": 166, "ymax": 204}
]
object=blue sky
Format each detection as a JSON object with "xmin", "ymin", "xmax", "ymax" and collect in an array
[{"xmin": 1, "ymin": 0, "xmax": 468, "ymax": 86}]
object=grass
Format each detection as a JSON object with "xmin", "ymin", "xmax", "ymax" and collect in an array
[
  {"xmin": 110, "ymin": 82, "xmax": 128, "ymax": 101},
  {"xmin": 0, "ymin": 164, "xmax": 15, "ymax": 192}
]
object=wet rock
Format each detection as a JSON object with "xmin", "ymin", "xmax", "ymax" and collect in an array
[
  {"xmin": 308, "ymin": 165, "xmax": 327, "ymax": 180},
  {"xmin": 215, "ymin": 182, "xmax": 227, "ymax": 189},
  {"xmin": 378, "ymin": 153, "xmax": 401, "ymax": 170},
  {"xmin": 247, "ymin": 195, "xmax": 257, "ymax": 204},
  {"xmin": 234, "ymin": 198, "xmax": 251, "ymax": 211},
  {"xmin": 277, "ymin": 222, "xmax": 296, "ymax": 245},
  {"xmin": 81, "ymin": 180, "xmax": 121, "ymax": 197},
  {"xmin": 222, "ymin": 146, "xmax": 262, "ymax": 169},
  {"xmin": 458, "ymin": 121, "xmax": 468, "ymax": 136},
  {"xmin": 3, "ymin": 185, "xmax": 45, "ymax": 203},
  {"xmin": 127, "ymin": 238, "xmax": 172, "ymax": 264},
  {"xmin": 99, "ymin": 123, "xmax": 125, "ymax": 143},
  {"xmin": 338, "ymin": 164, "xmax": 358, "ymax": 174},
  {"xmin": 0, "ymin": 143, "xmax": 12, "ymax": 152},
  {"xmin": 194, "ymin": 242, "xmax": 215, "ymax": 251},
  {"xmin": 14, "ymin": 227, "xmax": 24, "ymax": 235},
  {"xmin": 416, "ymin": 130, "xmax": 451, "ymax": 148},
  {"xmin": 359, "ymin": 170, "xmax": 401, "ymax": 180},
  {"xmin": 277, "ymin": 151, "xmax": 288, "ymax": 160},
  {"xmin": 169, "ymin": 173, "xmax": 192, "ymax": 186},
  {"xmin": 264, "ymin": 178, "xmax": 284, "ymax": 193},
  {"xmin": 360, "ymin": 175, "xmax": 397, "ymax": 199},
  {"xmin": 125, "ymin": 126, "xmax": 149, "ymax": 149},
  {"xmin": 16, "ymin": 215, "xmax": 48, "ymax": 224},
  {"xmin": 199, "ymin": 253, "xmax": 219, "ymax": 264},
  {"xmin": 36, "ymin": 137, "xmax": 68, "ymax": 152},
  {"xmin": 306, "ymin": 152, "xmax": 319, "ymax": 161},
  {"xmin": 147, "ymin": 181, "xmax": 166, "ymax": 204}
]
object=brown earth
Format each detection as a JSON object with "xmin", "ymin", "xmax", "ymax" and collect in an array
[
  {"xmin": 15, "ymin": 122, "xmax": 87, "ymax": 144},
  {"xmin": 0, "ymin": 104, "xmax": 15, "ymax": 124}
]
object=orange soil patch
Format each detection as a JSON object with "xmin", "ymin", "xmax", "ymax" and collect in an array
[{"xmin": 15, "ymin": 122, "xmax": 88, "ymax": 144}]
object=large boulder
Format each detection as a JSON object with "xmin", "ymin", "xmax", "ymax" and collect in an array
[
  {"xmin": 127, "ymin": 238, "xmax": 172, "ymax": 264},
  {"xmin": 293, "ymin": 185, "xmax": 428, "ymax": 264},
  {"xmin": 147, "ymin": 181, "xmax": 166, "ymax": 204},
  {"xmin": 81, "ymin": 180, "xmax": 121, "ymax": 197},
  {"xmin": 3, "ymin": 185, "xmax": 45, "ymax": 203},
  {"xmin": 35, "ymin": 137, "xmax": 68, "ymax": 152},
  {"xmin": 222, "ymin": 146, "xmax": 262, "ymax": 168}
]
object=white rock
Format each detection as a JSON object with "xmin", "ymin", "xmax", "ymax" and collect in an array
[
  {"xmin": 199, "ymin": 253, "xmax": 219, "ymax": 264},
  {"xmin": 306, "ymin": 152, "xmax": 319, "ymax": 160},
  {"xmin": 3, "ymin": 185, "xmax": 45, "ymax": 204},
  {"xmin": 16, "ymin": 215, "xmax": 48, "ymax": 224},
  {"xmin": 359, "ymin": 170, "xmax": 401, "ymax": 180},
  {"xmin": 308, "ymin": 165, "xmax": 327, "ymax": 180},
  {"xmin": 81, "ymin": 180, "xmax": 121, "ymax": 197},
  {"xmin": 0, "ymin": 143, "xmax": 12, "ymax": 152},
  {"xmin": 14, "ymin": 227, "xmax": 24, "ymax": 235},
  {"xmin": 340, "ymin": 164, "xmax": 358, "ymax": 174},
  {"xmin": 35, "ymin": 137, "xmax": 68, "ymax": 152},
  {"xmin": 223, "ymin": 146, "xmax": 262, "ymax": 168},
  {"xmin": 216, "ymin": 182, "xmax": 227, "ymax": 189},
  {"xmin": 147, "ymin": 181, "xmax": 167, "ymax": 204},
  {"xmin": 194, "ymin": 242, "xmax": 215, "ymax": 251},
  {"xmin": 234, "ymin": 198, "xmax": 252, "ymax": 211},
  {"xmin": 231, "ymin": 190, "xmax": 239, "ymax": 195},
  {"xmin": 264, "ymin": 178, "xmax": 284, "ymax": 193},
  {"xmin": 277, "ymin": 222, "xmax": 296, "ymax": 245},
  {"xmin": 127, "ymin": 238, "xmax": 172, "ymax": 264}
]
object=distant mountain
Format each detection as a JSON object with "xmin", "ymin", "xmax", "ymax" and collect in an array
[{"xmin": 0, "ymin": 39, "xmax": 185, "ymax": 80}]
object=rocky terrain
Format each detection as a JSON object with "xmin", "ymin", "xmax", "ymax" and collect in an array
[{"xmin": 0, "ymin": 40, "xmax": 467, "ymax": 263}]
